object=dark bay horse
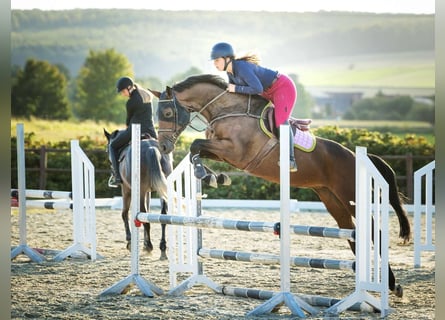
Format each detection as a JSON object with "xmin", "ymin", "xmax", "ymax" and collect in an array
[
  {"xmin": 150, "ymin": 74, "xmax": 411, "ymax": 297},
  {"xmin": 104, "ymin": 129, "xmax": 171, "ymax": 260}
]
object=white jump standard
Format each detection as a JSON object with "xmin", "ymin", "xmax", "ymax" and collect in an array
[{"xmin": 11, "ymin": 123, "xmax": 97, "ymax": 262}]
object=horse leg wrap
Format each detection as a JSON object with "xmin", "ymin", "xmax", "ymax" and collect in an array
[{"xmin": 191, "ymin": 154, "xmax": 207, "ymax": 179}]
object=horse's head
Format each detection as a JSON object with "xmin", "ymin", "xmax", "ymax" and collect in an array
[{"xmin": 152, "ymin": 86, "xmax": 191, "ymax": 154}]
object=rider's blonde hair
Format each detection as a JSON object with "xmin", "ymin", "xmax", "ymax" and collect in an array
[{"xmin": 235, "ymin": 52, "xmax": 260, "ymax": 65}]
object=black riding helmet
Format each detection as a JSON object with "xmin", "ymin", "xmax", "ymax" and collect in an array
[{"xmin": 116, "ymin": 76, "xmax": 134, "ymax": 93}]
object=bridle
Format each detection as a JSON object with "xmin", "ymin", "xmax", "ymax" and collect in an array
[
  {"xmin": 157, "ymin": 88, "xmax": 262, "ymax": 137},
  {"xmin": 158, "ymin": 89, "xmax": 228, "ymax": 135}
]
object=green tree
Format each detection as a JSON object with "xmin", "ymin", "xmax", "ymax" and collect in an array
[
  {"xmin": 344, "ymin": 94, "xmax": 414, "ymax": 120},
  {"xmin": 11, "ymin": 59, "xmax": 71, "ymax": 120},
  {"xmin": 74, "ymin": 48, "xmax": 133, "ymax": 122}
]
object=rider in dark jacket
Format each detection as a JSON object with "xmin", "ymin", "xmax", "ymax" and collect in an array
[{"xmin": 108, "ymin": 76, "xmax": 159, "ymax": 187}]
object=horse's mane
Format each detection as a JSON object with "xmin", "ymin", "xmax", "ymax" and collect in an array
[{"xmin": 173, "ymin": 74, "xmax": 228, "ymax": 92}]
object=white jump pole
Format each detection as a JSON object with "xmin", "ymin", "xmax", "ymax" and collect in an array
[
  {"xmin": 247, "ymin": 124, "xmax": 317, "ymax": 317},
  {"xmin": 100, "ymin": 124, "xmax": 163, "ymax": 297},
  {"xmin": 10, "ymin": 123, "xmax": 45, "ymax": 262}
]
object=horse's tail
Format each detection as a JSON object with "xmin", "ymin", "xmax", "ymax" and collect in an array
[
  {"xmin": 368, "ymin": 153, "xmax": 411, "ymax": 243},
  {"xmin": 141, "ymin": 143, "xmax": 168, "ymax": 200}
]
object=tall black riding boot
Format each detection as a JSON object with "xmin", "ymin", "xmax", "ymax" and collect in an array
[
  {"xmin": 108, "ymin": 147, "xmax": 122, "ymax": 188},
  {"xmin": 289, "ymin": 125, "xmax": 298, "ymax": 172}
]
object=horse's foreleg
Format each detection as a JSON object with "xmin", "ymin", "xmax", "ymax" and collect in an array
[
  {"xmin": 142, "ymin": 195, "xmax": 153, "ymax": 254},
  {"xmin": 189, "ymin": 139, "xmax": 231, "ymax": 185},
  {"xmin": 121, "ymin": 191, "xmax": 132, "ymax": 251},
  {"xmin": 143, "ymin": 223, "xmax": 153, "ymax": 253},
  {"xmin": 203, "ymin": 164, "xmax": 231, "ymax": 187},
  {"xmin": 190, "ymin": 153, "xmax": 207, "ymax": 179}
]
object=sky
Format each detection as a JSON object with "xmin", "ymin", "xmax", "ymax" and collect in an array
[{"xmin": 10, "ymin": 0, "xmax": 435, "ymax": 14}]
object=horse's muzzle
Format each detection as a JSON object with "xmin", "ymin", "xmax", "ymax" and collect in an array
[{"xmin": 159, "ymin": 139, "xmax": 174, "ymax": 154}]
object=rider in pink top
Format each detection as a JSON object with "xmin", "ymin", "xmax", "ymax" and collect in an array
[{"xmin": 210, "ymin": 42, "xmax": 298, "ymax": 171}]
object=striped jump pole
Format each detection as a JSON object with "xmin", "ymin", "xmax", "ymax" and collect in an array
[
  {"xmin": 136, "ymin": 212, "xmax": 355, "ymax": 241},
  {"xmin": 10, "ymin": 189, "xmax": 74, "ymax": 209},
  {"xmin": 414, "ymin": 160, "xmax": 435, "ymax": 268},
  {"xmin": 22, "ymin": 200, "xmax": 73, "ymax": 210},
  {"xmin": 11, "ymin": 189, "xmax": 73, "ymax": 200},
  {"xmin": 11, "ymin": 189, "xmax": 74, "ymax": 210},
  {"xmin": 197, "ymin": 248, "xmax": 355, "ymax": 271},
  {"xmin": 220, "ymin": 286, "xmax": 375, "ymax": 313},
  {"xmin": 100, "ymin": 124, "xmax": 163, "ymax": 297}
]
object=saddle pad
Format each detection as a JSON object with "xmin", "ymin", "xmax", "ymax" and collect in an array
[{"xmin": 293, "ymin": 128, "xmax": 316, "ymax": 152}]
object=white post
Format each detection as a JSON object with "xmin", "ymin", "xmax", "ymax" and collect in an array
[
  {"xmin": 326, "ymin": 146, "xmax": 389, "ymax": 316},
  {"xmin": 414, "ymin": 160, "xmax": 435, "ymax": 268},
  {"xmin": 10, "ymin": 123, "xmax": 45, "ymax": 262},
  {"xmin": 167, "ymin": 154, "xmax": 220, "ymax": 296},
  {"xmin": 248, "ymin": 124, "xmax": 317, "ymax": 317},
  {"xmin": 100, "ymin": 124, "xmax": 163, "ymax": 297}
]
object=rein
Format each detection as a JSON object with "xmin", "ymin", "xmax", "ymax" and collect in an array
[
  {"xmin": 207, "ymin": 94, "xmax": 261, "ymax": 127},
  {"xmin": 159, "ymin": 88, "xmax": 263, "ymax": 137}
]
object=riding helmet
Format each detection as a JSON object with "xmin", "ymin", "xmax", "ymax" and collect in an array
[
  {"xmin": 116, "ymin": 76, "xmax": 134, "ymax": 93},
  {"xmin": 210, "ymin": 42, "xmax": 235, "ymax": 60}
]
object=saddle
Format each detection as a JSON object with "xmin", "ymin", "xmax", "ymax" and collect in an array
[{"xmin": 260, "ymin": 105, "xmax": 316, "ymax": 152}]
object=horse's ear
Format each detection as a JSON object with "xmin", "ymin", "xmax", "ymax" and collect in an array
[
  {"xmin": 103, "ymin": 128, "xmax": 110, "ymax": 140},
  {"xmin": 166, "ymin": 86, "xmax": 173, "ymax": 98},
  {"xmin": 147, "ymin": 88, "xmax": 161, "ymax": 98}
]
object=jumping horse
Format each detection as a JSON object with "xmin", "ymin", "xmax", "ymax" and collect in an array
[
  {"xmin": 104, "ymin": 129, "xmax": 171, "ymax": 260},
  {"xmin": 150, "ymin": 74, "xmax": 411, "ymax": 297}
]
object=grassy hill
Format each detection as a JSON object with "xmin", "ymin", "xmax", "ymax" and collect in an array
[
  {"xmin": 11, "ymin": 9, "xmax": 434, "ymax": 92},
  {"xmin": 294, "ymin": 51, "xmax": 434, "ymax": 89}
]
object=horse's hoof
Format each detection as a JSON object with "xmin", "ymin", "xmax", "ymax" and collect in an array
[
  {"xmin": 159, "ymin": 253, "xmax": 168, "ymax": 261},
  {"xmin": 217, "ymin": 174, "xmax": 231, "ymax": 186},
  {"xmin": 392, "ymin": 284, "xmax": 403, "ymax": 298},
  {"xmin": 126, "ymin": 242, "xmax": 131, "ymax": 251},
  {"xmin": 203, "ymin": 174, "xmax": 218, "ymax": 188},
  {"xmin": 143, "ymin": 247, "xmax": 153, "ymax": 254}
]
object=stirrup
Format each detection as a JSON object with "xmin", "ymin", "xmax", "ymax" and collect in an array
[
  {"xmin": 277, "ymin": 160, "xmax": 298, "ymax": 172},
  {"xmin": 108, "ymin": 175, "xmax": 121, "ymax": 188},
  {"xmin": 289, "ymin": 159, "xmax": 298, "ymax": 172}
]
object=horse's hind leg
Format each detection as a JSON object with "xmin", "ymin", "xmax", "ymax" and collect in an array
[
  {"xmin": 159, "ymin": 198, "xmax": 168, "ymax": 260},
  {"xmin": 142, "ymin": 193, "xmax": 153, "ymax": 254},
  {"xmin": 315, "ymin": 187, "xmax": 403, "ymax": 297},
  {"xmin": 368, "ymin": 154, "xmax": 411, "ymax": 243}
]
